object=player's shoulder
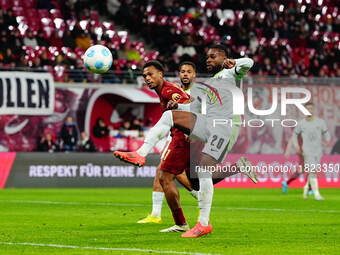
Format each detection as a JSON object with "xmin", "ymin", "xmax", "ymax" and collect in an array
[
  {"xmin": 214, "ymin": 68, "xmax": 233, "ymax": 79},
  {"xmin": 161, "ymin": 80, "xmax": 189, "ymax": 99},
  {"xmin": 162, "ymin": 81, "xmax": 183, "ymax": 92},
  {"xmin": 316, "ymin": 117, "xmax": 327, "ymax": 126}
]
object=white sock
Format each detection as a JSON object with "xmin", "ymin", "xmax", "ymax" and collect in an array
[
  {"xmin": 197, "ymin": 169, "xmax": 213, "ymax": 227},
  {"xmin": 151, "ymin": 191, "xmax": 164, "ymax": 218},
  {"xmin": 189, "ymin": 190, "xmax": 198, "ymax": 199},
  {"xmin": 137, "ymin": 111, "xmax": 173, "ymax": 157},
  {"xmin": 308, "ymin": 174, "xmax": 321, "ymax": 197}
]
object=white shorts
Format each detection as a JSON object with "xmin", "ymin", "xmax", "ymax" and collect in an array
[
  {"xmin": 304, "ymin": 154, "xmax": 322, "ymax": 173},
  {"xmin": 190, "ymin": 113, "xmax": 240, "ymax": 163}
]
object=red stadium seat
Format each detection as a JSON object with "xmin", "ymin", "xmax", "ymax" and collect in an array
[
  {"xmin": 79, "ymin": 19, "xmax": 90, "ymax": 30},
  {"xmin": 53, "ymin": 65, "xmax": 66, "ymax": 82},
  {"xmin": 90, "ymin": 10, "xmax": 100, "ymax": 23},
  {"xmin": 149, "ymin": 51, "xmax": 159, "ymax": 60},
  {"xmin": 51, "ymin": 0, "xmax": 59, "ymax": 9},
  {"xmin": 34, "ymin": 46, "xmax": 47, "ymax": 57},
  {"xmin": 53, "ymin": 18, "xmax": 65, "ymax": 33},
  {"xmin": 28, "ymin": 18, "xmax": 41, "ymax": 33},
  {"xmin": 12, "ymin": 0, "xmax": 23, "ymax": 7},
  {"xmin": 130, "ymin": 59, "xmax": 139, "ymax": 66},
  {"xmin": 50, "ymin": 9, "xmax": 62, "ymax": 19},
  {"xmin": 38, "ymin": 9, "xmax": 50, "ymax": 19},
  {"xmin": 25, "ymin": 8, "xmax": 38, "ymax": 18},
  {"xmin": 74, "ymin": 47, "xmax": 85, "ymax": 58},
  {"xmin": 147, "ymin": 14, "xmax": 157, "ymax": 24},
  {"xmin": 66, "ymin": 19, "xmax": 77, "ymax": 30},
  {"xmin": 61, "ymin": 47, "xmax": 73, "ymax": 58},
  {"xmin": 42, "ymin": 26, "xmax": 55, "ymax": 38},
  {"xmin": 23, "ymin": 0, "xmax": 36, "ymax": 8},
  {"xmin": 41, "ymin": 17, "xmax": 53, "ymax": 27},
  {"xmin": 13, "ymin": 6, "xmax": 24, "ymax": 16},
  {"xmin": 234, "ymin": 10, "xmax": 245, "ymax": 21},
  {"xmin": 158, "ymin": 15, "xmax": 168, "ymax": 25},
  {"xmin": 170, "ymin": 16, "xmax": 180, "ymax": 26},
  {"xmin": 102, "ymin": 21, "xmax": 114, "ymax": 31},
  {"xmin": 0, "ymin": 0, "xmax": 11, "ymax": 11},
  {"xmin": 23, "ymin": 46, "xmax": 36, "ymax": 60},
  {"xmin": 117, "ymin": 59, "xmax": 127, "ymax": 68}
]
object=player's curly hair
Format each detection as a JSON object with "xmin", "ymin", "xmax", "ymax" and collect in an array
[
  {"xmin": 143, "ymin": 61, "xmax": 164, "ymax": 73},
  {"xmin": 209, "ymin": 44, "xmax": 228, "ymax": 56}
]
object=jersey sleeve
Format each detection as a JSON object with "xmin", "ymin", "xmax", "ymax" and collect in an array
[
  {"xmin": 163, "ymin": 85, "xmax": 190, "ymax": 103},
  {"xmin": 233, "ymin": 58, "xmax": 254, "ymax": 79}
]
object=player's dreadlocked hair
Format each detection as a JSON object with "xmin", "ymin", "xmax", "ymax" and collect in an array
[
  {"xmin": 305, "ymin": 101, "xmax": 314, "ymax": 107},
  {"xmin": 143, "ymin": 61, "xmax": 165, "ymax": 73},
  {"xmin": 209, "ymin": 44, "xmax": 228, "ymax": 56}
]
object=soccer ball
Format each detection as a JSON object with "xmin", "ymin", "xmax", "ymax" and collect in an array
[{"xmin": 83, "ymin": 45, "xmax": 113, "ymax": 74}]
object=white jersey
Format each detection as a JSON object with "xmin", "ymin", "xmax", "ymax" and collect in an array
[
  {"xmin": 188, "ymin": 58, "xmax": 254, "ymax": 121},
  {"xmin": 293, "ymin": 117, "xmax": 330, "ymax": 156}
]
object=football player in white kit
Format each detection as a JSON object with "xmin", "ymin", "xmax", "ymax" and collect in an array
[
  {"xmin": 292, "ymin": 102, "xmax": 331, "ymax": 200},
  {"xmin": 114, "ymin": 44, "xmax": 256, "ymax": 237}
]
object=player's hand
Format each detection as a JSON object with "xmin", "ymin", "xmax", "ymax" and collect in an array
[
  {"xmin": 224, "ymin": 58, "xmax": 236, "ymax": 69},
  {"xmin": 167, "ymin": 100, "xmax": 178, "ymax": 110},
  {"xmin": 323, "ymin": 141, "xmax": 331, "ymax": 147}
]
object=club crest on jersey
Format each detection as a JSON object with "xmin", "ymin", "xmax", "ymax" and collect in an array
[{"xmin": 172, "ymin": 93, "xmax": 182, "ymax": 102}]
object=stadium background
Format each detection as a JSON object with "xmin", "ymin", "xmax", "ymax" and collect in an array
[{"xmin": 0, "ymin": 1, "xmax": 340, "ymax": 254}]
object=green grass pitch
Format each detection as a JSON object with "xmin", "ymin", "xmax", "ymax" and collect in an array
[{"xmin": 0, "ymin": 188, "xmax": 339, "ymax": 255}]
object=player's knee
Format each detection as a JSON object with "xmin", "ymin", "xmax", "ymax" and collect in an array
[{"xmin": 159, "ymin": 171, "xmax": 172, "ymax": 187}]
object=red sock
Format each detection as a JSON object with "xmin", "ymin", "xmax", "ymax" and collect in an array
[
  {"xmin": 287, "ymin": 172, "xmax": 300, "ymax": 184},
  {"xmin": 172, "ymin": 208, "xmax": 186, "ymax": 225}
]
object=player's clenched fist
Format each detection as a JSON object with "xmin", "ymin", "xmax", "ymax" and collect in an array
[
  {"xmin": 224, "ymin": 58, "xmax": 236, "ymax": 69},
  {"xmin": 167, "ymin": 100, "xmax": 178, "ymax": 110}
]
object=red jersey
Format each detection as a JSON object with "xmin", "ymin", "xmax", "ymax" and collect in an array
[
  {"xmin": 157, "ymin": 80, "xmax": 190, "ymax": 142},
  {"xmin": 158, "ymin": 81, "xmax": 190, "ymax": 111}
]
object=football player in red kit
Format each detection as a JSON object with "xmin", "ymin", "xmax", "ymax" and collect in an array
[{"xmin": 115, "ymin": 61, "xmax": 192, "ymax": 232}]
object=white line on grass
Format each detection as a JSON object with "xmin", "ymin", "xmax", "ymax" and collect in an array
[
  {"xmin": 1, "ymin": 199, "xmax": 340, "ymax": 214},
  {"xmin": 0, "ymin": 242, "xmax": 220, "ymax": 255}
]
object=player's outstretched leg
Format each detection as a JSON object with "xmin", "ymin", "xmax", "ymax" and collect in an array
[
  {"xmin": 114, "ymin": 110, "xmax": 194, "ymax": 166},
  {"xmin": 113, "ymin": 110, "xmax": 174, "ymax": 166},
  {"xmin": 282, "ymin": 171, "xmax": 301, "ymax": 194}
]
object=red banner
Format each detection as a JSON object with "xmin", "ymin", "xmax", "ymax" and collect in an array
[{"xmin": 0, "ymin": 152, "xmax": 16, "ymax": 188}]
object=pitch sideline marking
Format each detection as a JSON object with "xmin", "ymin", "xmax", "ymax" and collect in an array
[
  {"xmin": 1, "ymin": 199, "xmax": 340, "ymax": 214},
  {"xmin": 0, "ymin": 242, "xmax": 220, "ymax": 255}
]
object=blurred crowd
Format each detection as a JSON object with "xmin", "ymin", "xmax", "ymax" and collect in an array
[
  {"xmin": 37, "ymin": 115, "xmax": 147, "ymax": 152},
  {"xmin": 0, "ymin": 0, "xmax": 339, "ymax": 80},
  {"xmin": 115, "ymin": 0, "xmax": 340, "ymax": 77}
]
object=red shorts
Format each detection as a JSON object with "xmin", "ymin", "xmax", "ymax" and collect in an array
[{"xmin": 160, "ymin": 136, "xmax": 190, "ymax": 175}]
